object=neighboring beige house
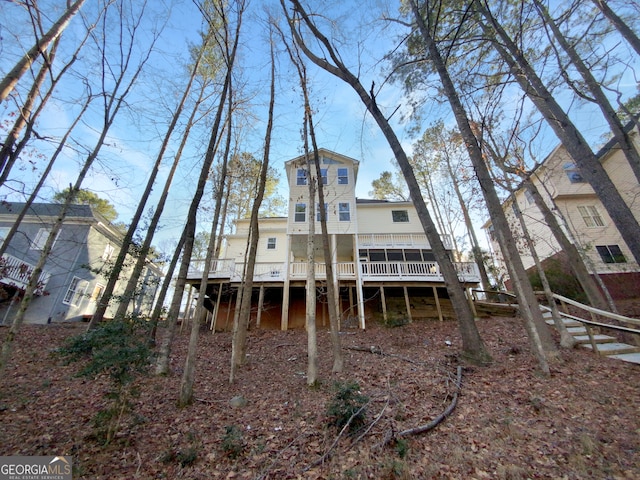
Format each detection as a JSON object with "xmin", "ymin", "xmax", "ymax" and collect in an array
[
  {"xmin": 0, "ymin": 202, "xmax": 163, "ymax": 324},
  {"xmin": 187, "ymin": 149, "xmax": 480, "ymax": 330},
  {"xmin": 485, "ymin": 129, "xmax": 640, "ymax": 300}
]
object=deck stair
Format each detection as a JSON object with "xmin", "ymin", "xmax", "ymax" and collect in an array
[{"xmin": 541, "ymin": 306, "xmax": 640, "ymax": 365}]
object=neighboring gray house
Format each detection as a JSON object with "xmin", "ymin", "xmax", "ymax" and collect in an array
[{"xmin": 0, "ymin": 202, "xmax": 163, "ymax": 325}]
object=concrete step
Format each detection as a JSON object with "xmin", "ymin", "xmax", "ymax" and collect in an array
[
  {"xmin": 606, "ymin": 352, "xmax": 640, "ymax": 365},
  {"xmin": 572, "ymin": 334, "xmax": 617, "ymax": 345},
  {"xmin": 568, "ymin": 326, "xmax": 588, "ymax": 335},
  {"xmin": 546, "ymin": 318, "xmax": 583, "ymax": 328},
  {"xmin": 580, "ymin": 342, "xmax": 640, "ymax": 356}
]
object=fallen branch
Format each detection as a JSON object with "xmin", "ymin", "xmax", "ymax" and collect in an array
[{"xmin": 398, "ymin": 365, "xmax": 462, "ymax": 437}]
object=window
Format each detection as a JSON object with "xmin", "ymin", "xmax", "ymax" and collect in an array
[
  {"xmin": 63, "ymin": 276, "xmax": 88, "ymax": 307},
  {"xmin": 563, "ymin": 162, "xmax": 584, "ymax": 183},
  {"xmin": 267, "ymin": 237, "xmax": 276, "ymax": 249},
  {"xmin": 0, "ymin": 227, "xmax": 9, "ymax": 242},
  {"xmin": 90, "ymin": 283, "xmax": 105, "ymax": 302},
  {"xmin": 320, "ymin": 168, "xmax": 328, "ymax": 185},
  {"xmin": 392, "ymin": 210, "xmax": 409, "ymax": 222},
  {"xmin": 316, "ymin": 203, "xmax": 328, "ymax": 222},
  {"xmin": 339, "ymin": 202, "xmax": 350, "ymax": 221},
  {"xmin": 577, "ymin": 205, "xmax": 605, "ymax": 227},
  {"xmin": 296, "ymin": 168, "xmax": 307, "ymax": 185},
  {"xmin": 337, "ymin": 167, "xmax": 348, "ymax": 185},
  {"xmin": 294, "ymin": 203, "xmax": 306, "ymax": 222},
  {"xmin": 30, "ymin": 228, "xmax": 60, "ymax": 250},
  {"xmin": 596, "ymin": 245, "xmax": 626, "ymax": 264},
  {"xmin": 102, "ymin": 244, "xmax": 115, "ymax": 261},
  {"xmin": 524, "ymin": 189, "xmax": 535, "ymax": 205}
]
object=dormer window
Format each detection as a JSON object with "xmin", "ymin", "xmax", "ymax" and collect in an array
[
  {"xmin": 337, "ymin": 168, "xmax": 348, "ymax": 185},
  {"xmin": 296, "ymin": 168, "xmax": 308, "ymax": 185}
]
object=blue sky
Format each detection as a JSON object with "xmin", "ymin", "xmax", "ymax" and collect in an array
[{"xmin": 1, "ymin": 0, "xmax": 638, "ymax": 257}]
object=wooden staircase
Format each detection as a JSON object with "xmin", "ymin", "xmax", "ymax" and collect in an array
[{"xmin": 541, "ymin": 308, "xmax": 640, "ymax": 365}]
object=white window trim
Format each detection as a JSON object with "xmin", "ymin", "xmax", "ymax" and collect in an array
[
  {"xmin": 63, "ymin": 276, "xmax": 88, "ymax": 307},
  {"xmin": 339, "ymin": 202, "xmax": 350, "ymax": 221},
  {"xmin": 296, "ymin": 168, "xmax": 307, "ymax": 186},
  {"xmin": 337, "ymin": 167, "xmax": 348, "ymax": 185},
  {"xmin": 577, "ymin": 205, "xmax": 604, "ymax": 227},
  {"xmin": 294, "ymin": 203, "xmax": 307, "ymax": 222},
  {"xmin": 30, "ymin": 228, "xmax": 61, "ymax": 250},
  {"xmin": 267, "ymin": 237, "xmax": 277, "ymax": 249},
  {"xmin": 392, "ymin": 210, "xmax": 409, "ymax": 222}
]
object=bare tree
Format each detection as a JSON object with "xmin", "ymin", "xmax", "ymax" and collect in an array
[
  {"xmin": 229, "ymin": 35, "xmax": 276, "ymax": 385},
  {"xmin": 591, "ymin": 0, "xmax": 640, "ymax": 56},
  {"xmin": 0, "ymin": 0, "xmax": 159, "ymax": 372},
  {"xmin": 0, "ymin": 0, "xmax": 87, "ymax": 103},
  {"xmin": 475, "ymin": 0, "xmax": 640, "ymax": 265},
  {"xmin": 407, "ymin": 0, "xmax": 555, "ymax": 373},
  {"xmin": 155, "ymin": 0, "xmax": 243, "ymax": 377},
  {"xmin": 283, "ymin": 0, "xmax": 492, "ymax": 366},
  {"xmin": 533, "ymin": 0, "xmax": 640, "ymax": 184},
  {"xmin": 88, "ymin": 32, "xmax": 212, "ymax": 329}
]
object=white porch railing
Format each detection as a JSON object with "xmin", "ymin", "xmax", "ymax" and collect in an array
[
  {"xmin": 0, "ymin": 254, "xmax": 50, "ymax": 294},
  {"xmin": 189, "ymin": 258, "xmax": 479, "ymax": 283},
  {"xmin": 356, "ymin": 233, "xmax": 452, "ymax": 250}
]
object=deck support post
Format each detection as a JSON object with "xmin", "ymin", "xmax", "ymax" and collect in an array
[
  {"xmin": 281, "ymin": 235, "xmax": 292, "ymax": 330},
  {"xmin": 210, "ymin": 283, "xmax": 223, "ymax": 331},
  {"xmin": 380, "ymin": 285, "xmax": 388, "ymax": 323},
  {"xmin": 432, "ymin": 285, "xmax": 443, "ymax": 322},
  {"xmin": 403, "ymin": 286, "xmax": 412, "ymax": 323},
  {"xmin": 257, "ymin": 284, "xmax": 265, "ymax": 327}
]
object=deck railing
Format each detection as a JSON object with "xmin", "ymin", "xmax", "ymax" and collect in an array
[
  {"xmin": 0, "ymin": 254, "xmax": 50, "ymax": 293},
  {"xmin": 356, "ymin": 233, "xmax": 452, "ymax": 250},
  {"xmin": 189, "ymin": 258, "xmax": 479, "ymax": 283}
]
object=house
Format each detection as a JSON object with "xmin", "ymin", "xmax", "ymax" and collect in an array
[
  {"xmin": 186, "ymin": 149, "xmax": 480, "ymax": 330},
  {"xmin": 0, "ymin": 202, "xmax": 163, "ymax": 325},
  {"xmin": 484, "ymin": 130, "xmax": 640, "ymax": 300}
]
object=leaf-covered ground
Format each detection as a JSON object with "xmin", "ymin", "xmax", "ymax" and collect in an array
[{"xmin": 1, "ymin": 308, "xmax": 639, "ymax": 479}]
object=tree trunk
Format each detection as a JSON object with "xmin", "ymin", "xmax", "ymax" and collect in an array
[
  {"xmin": 229, "ymin": 32, "xmax": 274, "ymax": 384},
  {"xmin": 101, "ymin": 35, "xmax": 209, "ymax": 326},
  {"xmin": 0, "ymin": 0, "xmax": 87, "ymax": 103},
  {"xmin": 155, "ymin": 6, "xmax": 241, "ymax": 376},
  {"xmin": 591, "ymin": 0, "xmax": 640, "ymax": 57},
  {"xmin": 533, "ymin": 0, "xmax": 640, "ymax": 185},
  {"xmin": 409, "ymin": 0, "xmax": 555, "ymax": 372},
  {"xmin": 285, "ymin": 0, "xmax": 491, "ymax": 366},
  {"xmin": 476, "ymin": 0, "xmax": 640, "ymax": 265}
]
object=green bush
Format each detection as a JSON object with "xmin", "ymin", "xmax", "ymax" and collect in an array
[
  {"xmin": 221, "ymin": 425, "xmax": 244, "ymax": 459},
  {"xmin": 325, "ymin": 381, "xmax": 369, "ymax": 434},
  {"xmin": 56, "ymin": 317, "xmax": 153, "ymax": 444}
]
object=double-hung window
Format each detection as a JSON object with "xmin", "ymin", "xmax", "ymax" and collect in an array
[
  {"xmin": 296, "ymin": 168, "xmax": 307, "ymax": 185},
  {"xmin": 267, "ymin": 237, "xmax": 277, "ymax": 249},
  {"xmin": 63, "ymin": 276, "xmax": 88, "ymax": 307},
  {"xmin": 320, "ymin": 168, "xmax": 328, "ymax": 185},
  {"xmin": 294, "ymin": 203, "xmax": 306, "ymax": 222},
  {"xmin": 31, "ymin": 228, "xmax": 60, "ymax": 250},
  {"xmin": 339, "ymin": 202, "xmax": 350, "ymax": 221},
  {"xmin": 577, "ymin": 205, "xmax": 605, "ymax": 227},
  {"xmin": 596, "ymin": 245, "xmax": 626, "ymax": 264},
  {"xmin": 337, "ymin": 168, "xmax": 348, "ymax": 185}
]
